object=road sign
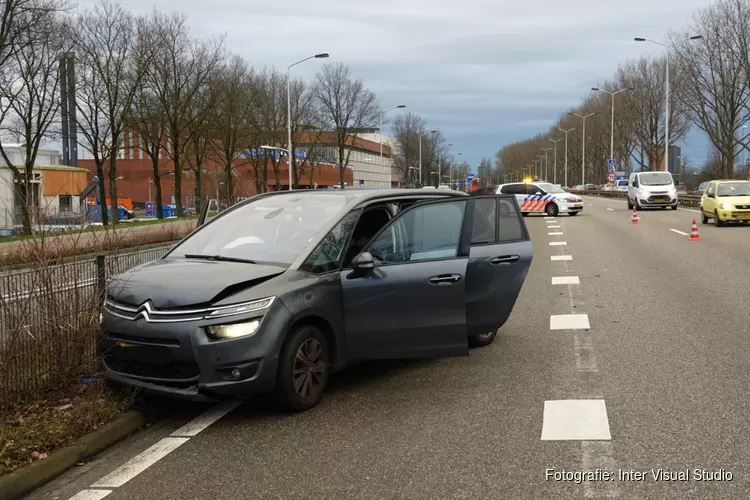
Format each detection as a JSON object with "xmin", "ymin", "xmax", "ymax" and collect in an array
[
  {"xmin": 606, "ymin": 172, "xmax": 617, "ymax": 183},
  {"xmin": 607, "ymin": 159, "xmax": 617, "ymax": 173}
]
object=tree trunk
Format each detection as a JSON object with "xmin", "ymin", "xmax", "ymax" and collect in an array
[
  {"xmin": 108, "ymin": 155, "xmax": 118, "ymax": 227},
  {"xmin": 19, "ymin": 174, "xmax": 32, "ymax": 235},
  {"xmin": 173, "ymin": 138, "xmax": 182, "ymax": 217},
  {"xmin": 194, "ymin": 169, "xmax": 202, "ymax": 215},
  {"xmin": 151, "ymin": 154, "xmax": 163, "ymax": 219},
  {"xmin": 95, "ymin": 161, "xmax": 109, "ymax": 225},
  {"xmin": 338, "ymin": 145, "xmax": 346, "ymax": 189}
]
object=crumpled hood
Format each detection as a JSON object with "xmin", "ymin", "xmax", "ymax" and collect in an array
[{"xmin": 107, "ymin": 258, "xmax": 286, "ymax": 309}]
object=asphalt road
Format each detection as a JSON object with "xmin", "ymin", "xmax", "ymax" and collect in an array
[{"xmin": 24, "ymin": 197, "xmax": 750, "ymax": 499}]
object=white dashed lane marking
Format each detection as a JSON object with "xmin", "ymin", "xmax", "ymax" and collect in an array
[
  {"xmin": 548, "ymin": 232, "xmax": 563, "ymax": 235},
  {"xmin": 547, "ymin": 225, "xmax": 561, "ymax": 228},
  {"xmin": 541, "ymin": 400, "xmax": 612, "ymax": 441},
  {"xmin": 550, "ymin": 255, "xmax": 572, "ymax": 261},
  {"xmin": 549, "ymin": 313, "xmax": 590, "ymax": 330},
  {"xmin": 549, "ymin": 241, "xmax": 567, "ymax": 246},
  {"xmin": 669, "ymin": 228, "xmax": 689, "ymax": 236},
  {"xmin": 551, "ymin": 276, "xmax": 580, "ymax": 285},
  {"xmin": 68, "ymin": 490, "xmax": 112, "ymax": 500},
  {"xmin": 92, "ymin": 438, "xmax": 190, "ymax": 488},
  {"xmin": 606, "ymin": 208, "xmax": 614, "ymax": 211},
  {"xmin": 171, "ymin": 401, "xmax": 240, "ymax": 437}
]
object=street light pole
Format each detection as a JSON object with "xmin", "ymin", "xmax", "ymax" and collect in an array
[
  {"xmin": 287, "ymin": 53, "xmax": 329, "ymax": 191},
  {"xmin": 418, "ymin": 130, "xmax": 438, "ymax": 186},
  {"xmin": 380, "ymin": 104, "xmax": 406, "ymax": 167},
  {"xmin": 635, "ymin": 36, "xmax": 702, "ymax": 173},
  {"xmin": 558, "ymin": 127, "xmax": 575, "ymax": 188},
  {"xmin": 592, "ymin": 87, "xmax": 633, "ymax": 164},
  {"xmin": 548, "ymin": 138, "xmax": 562, "ymax": 185},
  {"xmin": 541, "ymin": 148, "xmax": 552, "ymax": 181},
  {"xmin": 570, "ymin": 112, "xmax": 596, "ymax": 184}
]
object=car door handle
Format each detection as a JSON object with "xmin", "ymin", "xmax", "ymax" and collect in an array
[
  {"xmin": 490, "ymin": 255, "xmax": 520, "ymax": 265},
  {"xmin": 428, "ymin": 274, "xmax": 462, "ymax": 285}
]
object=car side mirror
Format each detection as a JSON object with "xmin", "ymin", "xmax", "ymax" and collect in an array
[
  {"xmin": 351, "ymin": 252, "xmax": 375, "ymax": 272},
  {"xmin": 534, "ymin": 191, "xmax": 542, "ymax": 196}
]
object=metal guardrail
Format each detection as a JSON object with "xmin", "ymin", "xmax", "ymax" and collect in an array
[{"xmin": 570, "ymin": 190, "xmax": 702, "ymax": 208}]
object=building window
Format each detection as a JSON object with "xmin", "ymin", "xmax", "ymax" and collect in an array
[{"xmin": 59, "ymin": 195, "xmax": 72, "ymax": 212}]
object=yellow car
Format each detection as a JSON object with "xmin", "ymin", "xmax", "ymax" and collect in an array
[{"xmin": 700, "ymin": 180, "xmax": 750, "ymax": 226}]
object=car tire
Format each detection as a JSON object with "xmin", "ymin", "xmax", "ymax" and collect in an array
[
  {"xmin": 569, "ymin": 212, "xmax": 579, "ymax": 216},
  {"xmin": 714, "ymin": 211, "xmax": 723, "ymax": 227},
  {"xmin": 545, "ymin": 202, "xmax": 559, "ymax": 217},
  {"xmin": 468, "ymin": 329, "xmax": 498, "ymax": 348},
  {"xmin": 627, "ymin": 198, "xmax": 633, "ymax": 210},
  {"xmin": 671, "ymin": 205, "xmax": 678, "ymax": 210},
  {"xmin": 701, "ymin": 212, "xmax": 709, "ymax": 224},
  {"xmin": 273, "ymin": 325, "xmax": 330, "ymax": 412},
  {"xmin": 521, "ymin": 212, "xmax": 528, "ymax": 217}
]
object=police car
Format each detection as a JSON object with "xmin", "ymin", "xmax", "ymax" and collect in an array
[{"xmin": 495, "ymin": 180, "xmax": 583, "ymax": 216}]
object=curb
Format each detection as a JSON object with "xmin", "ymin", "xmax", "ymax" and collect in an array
[{"xmin": 0, "ymin": 408, "xmax": 155, "ymax": 500}]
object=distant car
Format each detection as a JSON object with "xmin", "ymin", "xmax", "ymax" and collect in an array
[
  {"xmin": 694, "ymin": 181, "xmax": 707, "ymax": 196},
  {"xmin": 700, "ymin": 180, "xmax": 750, "ymax": 226},
  {"xmin": 627, "ymin": 171, "xmax": 678, "ymax": 210},
  {"xmin": 612, "ymin": 179, "xmax": 628, "ymax": 192},
  {"xmin": 421, "ymin": 186, "xmax": 436, "ymax": 190},
  {"xmin": 496, "ymin": 181, "xmax": 583, "ymax": 217},
  {"xmin": 100, "ymin": 189, "xmax": 533, "ymax": 411}
]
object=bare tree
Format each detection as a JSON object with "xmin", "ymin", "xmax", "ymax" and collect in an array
[
  {"xmin": 391, "ymin": 112, "xmax": 427, "ymax": 187},
  {"xmin": 254, "ymin": 67, "xmax": 286, "ymax": 189},
  {"xmin": 211, "ymin": 55, "xmax": 256, "ymax": 204},
  {"xmin": 147, "ymin": 11, "xmax": 224, "ymax": 215},
  {"xmin": 0, "ymin": 8, "xmax": 65, "ymax": 234},
  {"xmin": 314, "ymin": 62, "xmax": 379, "ymax": 189},
  {"xmin": 675, "ymin": 1, "xmax": 750, "ymax": 178},
  {"xmin": 0, "ymin": 0, "xmax": 64, "ymax": 70},
  {"xmin": 72, "ymin": 1, "xmax": 153, "ymax": 226},
  {"xmin": 288, "ymin": 77, "xmax": 319, "ymax": 187}
]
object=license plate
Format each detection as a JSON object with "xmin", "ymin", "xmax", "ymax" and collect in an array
[
  {"xmin": 654, "ymin": 198, "xmax": 666, "ymax": 203},
  {"xmin": 738, "ymin": 214, "xmax": 750, "ymax": 220},
  {"xmin": 574, "ymin": 204, "xmax": 583, "ymax": 208}
]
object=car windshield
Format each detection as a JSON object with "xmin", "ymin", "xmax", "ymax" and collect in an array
[
  {"xmin": 169, "ymin": 193, "xmax": 352, "ymax": 265},
  {"xmin": 639, "ymin": 172, "xmax": 673, "ymax": 186},
  {"xmin": 717, "ymin": 182, "xmax": 750, "ymax": 197},
  {"xmin": 617, "ymin": 180, "xmax": 628, "ymax": 186},
  {"xmin": 537, "ymin": 183, "xmax": 565, "ymax": 194}
]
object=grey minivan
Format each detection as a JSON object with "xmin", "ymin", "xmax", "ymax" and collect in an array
[{"xmin": 99, "ymin": 189, "xmax": 533, "ymax": 411}]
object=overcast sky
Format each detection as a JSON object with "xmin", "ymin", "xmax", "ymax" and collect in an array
[{"xmin": 76, "ymin": 0, "xmax": 714, "ymax": 171}]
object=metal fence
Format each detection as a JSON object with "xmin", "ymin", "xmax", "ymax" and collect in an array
[
  {"xmin": 0, "ymin": 245, "xmax": 171, "ymax": 406},
  {"xmin": 571, "ymin": 189, "xmax": 703, "ymax": 207}
]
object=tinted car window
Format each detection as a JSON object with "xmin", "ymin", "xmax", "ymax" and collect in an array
[
  {"xmin": 501, "ymin": 184, "xmax": 523, "ymax": 195},
  {"xmin": 498, "ymin": 198, "xmax": 525, "ymax": 242},
  {"xmin": 300, "ymin": 210, "xmax": 360, "ymax": 274},
  {"xmin": 368, "ymin": 200, "xmax": 467, "ymax": 264},
  {"xmin": 170, "ymin": 193, "xmax": 351, "ymax": 265},
  {"xmin": 471, "ymin": 198, "xmax": 496, "ymax": 245}
]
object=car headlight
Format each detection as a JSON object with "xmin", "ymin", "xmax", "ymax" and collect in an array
[
  {"xmin": 206, "ymin": 319, "xmax": 260, "ymax": 339},
  {"xmin": 208, "ymin": 297, "xmax": 274, "ymax": 319},
  {"xmin": 721, "ymin": 203, "xmax": 732, "ymax": 210}
]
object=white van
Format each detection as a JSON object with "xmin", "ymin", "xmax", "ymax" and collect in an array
[{"xmin": 627, "ymin": 171, "xmax": 678, "ymax": 210}]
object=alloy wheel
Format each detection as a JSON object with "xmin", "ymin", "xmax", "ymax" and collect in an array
[{"xmin": 293, "ymin": 338, "xmax": 325, "ymax": 399}]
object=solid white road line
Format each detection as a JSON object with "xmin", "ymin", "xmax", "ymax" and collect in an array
[
  {"xmin": 548, "ymin": 225, "xmax": 561, "ymax": 228},
  {"xmin": 171, "ymin": 401, "xmax": 241, "ymax": 437},
  {"xmin": 552, "ymin": 276, "xmax": 580, "ymax": 285},
  {"xmin": 680, "ymin": 207, "xmax": 701, "ymax": 214},
  {"xmin": 549, "ymin": 241, "xmax": 567, "ymax": 246},
  {"xmin": 541, "ymin": 400, "xmax": 612, "ymax": 440},
  {"xmin": 606, "ymin": 208, "xmax": 614, "ymax": 211},
  {"xmin": 670, "ymin": 228, "xmax": 689, "ymax": 236},
  {"xmin": 548, "ymin": 232, "xmax": 563, "ymax": 235},
  {"xmin": 91, "ymin": 438, "xmax": 189, "ymax": 488},
  {"xmin": 550, "ymin": 313, "xmax": 590, "ymax": 330},
  {"xmin": 550, "ymin": 255, "xmax": 572, "ymax": 261},
  {"xmin": 68, "ymin": 490, "xmax": 112, "ymax": 500}
]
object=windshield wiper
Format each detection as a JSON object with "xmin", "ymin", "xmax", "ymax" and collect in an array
[{"xmin": 184, "ymin": 254, "xmax": 257, "ymax": 264}]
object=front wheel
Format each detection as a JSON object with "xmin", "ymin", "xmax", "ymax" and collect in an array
[
  {"xmin": 469, "ymin": 329, "xmax": 498, "ymax": 348},
  {"xmin": 714, "ymin": 211, "xmax": 723, "ymax": 227},
  {"xmin": 701, "ymin": 211, "xmax": 709, "ymax": 224},
  {"xmin": 671, "ymin": 205, "xmax": 678, "ymax": 210},
  {"xmin": 627, "ymin": 198, "xmax": 633, "ymax": 210},
  {"xmin": 569, "ymin": 211, "xmax": 579, "ymax": 216},
  {"xmin": 545, "ymin": 202, "xmax": 559, "ymax": 217},
  {"xmin": 273, "ymin": 325, "xmax": 330, "ymax": 412}
]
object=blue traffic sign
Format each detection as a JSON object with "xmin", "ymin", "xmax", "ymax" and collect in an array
[{"xmin": 607, "ymin": 159, "xmax": 617, "ymax": 173}]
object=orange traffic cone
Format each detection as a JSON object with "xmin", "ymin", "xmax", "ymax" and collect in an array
[
  {"xmin": 689, "ymin": 219, "xmax": 700, "ymax": 241},
  {"xmin": 631, "ymin": 207, "xmax": 639, "ymax": 224}
]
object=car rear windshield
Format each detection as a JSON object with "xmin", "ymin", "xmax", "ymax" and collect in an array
[
  {"xmin": 717, "ymin": 182, "xmax": 750, "ymax": 197},
  {"xmin": 639, "ymin": 172, "xmax": 673, "ymax": 186},
  {"xmin": 169, "ymin": 193, "xmax": 352, "ymax": 265},
  {"xmin": 616, "ymin": 180, "xmax": 628, "ymax": 186}
]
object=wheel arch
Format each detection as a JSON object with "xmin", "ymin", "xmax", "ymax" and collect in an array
[{"xmin": 281, "ymin": 315, "xmax": 340, "ymax": 366}]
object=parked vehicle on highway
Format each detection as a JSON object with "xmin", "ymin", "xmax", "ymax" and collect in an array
[
  {"xmin": 627, "ymin": 171, "xmax": 678, "ymax": 210},
  {"xmin": 700, "ymin": 180, "xmax": 750, "ymax": 226},
  {"xmin": 496, "ymin": 181, "xmax": 583, "ymax": 216},
  {"xmin": 100, "ymin": 189, "xmax": 533, "ymax": 411},
  {"xmin": 612, "ymin": 180, "xmax": 628, "ymax": 192}
]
